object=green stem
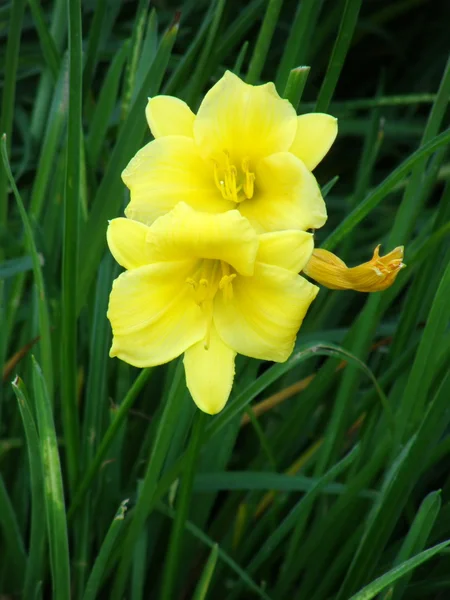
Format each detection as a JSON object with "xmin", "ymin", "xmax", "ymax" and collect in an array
[
  {"xmin": 159, "ymin": 411, "xmax": 207, "ymax": 600},
  {"xmin": 61, "ymin": 0, "xmax": 82, "ymax": 492},
  {"xmin": 68, "ymin": 368, "xmax": 153, "ymax": 520},
  {"xmin": 0, "ymin": 0, "xmax": 27, "ymax": 243},
  {"xmin": 315, "ymin": 0, "xmax": 363, "ymax": 113},
  {"xmin": 283, "ymin": 66, "xmax": 310, "ymax": 110},
  {"xmin": 246, "ymin": 0, "xmax": 284, "ymax": 85},
  {"xmin": 112, "ymin": 362, "xmax": 186, "ymax": 599}
]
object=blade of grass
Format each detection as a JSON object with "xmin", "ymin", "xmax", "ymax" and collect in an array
[
  {"xmin": 336, "ymin": 363, "xmax": 450, "ymax": 599},
  {"xmin": 32, "ymin": 357, "xmax": 70, "ymax": 600},
  {"xmin": 86, "ymin": 41, "xmax": 128, "ymax": 166},
  {"xmin": 157, "ymin": 503, "xmax": 272, "ymax": 600},
  {"xmin": 159, "ymin": 411, "xmax": 207, "ymax": 600},
  {"xmin": 246, "ymin": 0, "xmax": 284, "ymax": 85},
  {"xmin": 0, "ymin": 0, "xmax": 27, "ymax": 237},
  {"xmin": 315, "ymin": 0, "xmax": 363, "ymax": 113},
  {"xmin": 0, "ymin": 473, "xmax": 27, "ymax": 589},
  {"xmin": 184, "ymin": 0, "xmax": 226, "ymax": 106},
  {"xmin": 12, "ymin": 376, "xmax": 46, "ymax": 599},
  {"xmin": 192, "ymin": 544, "xmax": 219, "ymax": 600},
  {"xmin": 322, "ymin": 128, "xmax": 450, "ymax": 251},
  {"xmin": 388, "ymin": 491, "xmax": 441, "ymax": 600},
  {"xmin": 0, "ymin": 255, "xmax": 34, "ymax": 278},
  {"xmin": 112, "ymin": 361, "xmax": 187, "ymax": 599},
  {"xmin": 1, "ymin": 136, "xmax": 53, "ymax": 397},
  {"xmin": 227, "ymin": 446, "xmax": 360, "ymax": 600},
  {"xmin": 82, "ymin": 500, "xmax": 129, "ymax": 600},
  {"xmin": 28, "ymin": 0, "xmax": 60, "ymax": 81},
  {"xmin": 61, "ymin": 0, "xmax": 83, "ymax": 492},
  {"xmin": 77, "ymin": 21, "xmax": 178, "ymax": 312},
  {"xmin": 120, "ymin": 0, "xmax": 150, "ymax": 121},
  {"xmin": 348, "ymin": 540, "xmax": 450, "ymax": 600},
  {"xmin": 82, "ymin": 0, "xmax": 107, "ymax": 98},
  {"xmin": 275, "ymin": 0, "xmax": 323, "ymax": 90},
  {"xmin": 282, "ymin": 66, "xmax": 310, "ymax": 110},
  {"xmin": 68, "ymin": 367, "xmax": 154, "ymax": 519}
]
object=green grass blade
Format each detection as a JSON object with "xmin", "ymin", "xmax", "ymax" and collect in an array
[
  {"xmin": 82, "ymin": 0, "xmax": 108, "ymax": 97},
  {"xmin": 0, "ymin": 473, "xmax": 27, "ymax": 590},
  {"xmin": 157, "ymin": 503, "xmax": 272, "ymax": 600},
  {"xmin": 12, "ymin": 376, "xmax": 46, "ymax": 599},
  {"xmin": 68, "ymin": 367, "xmax": 153, "ymax": 519},
  {"xmin": 388, "ymin": 491, "xmax": 441, "ymax": 600},
  {"xmin": 86, "ymin": 41, "xmax": 128, "ymax": 165},
  {"xmin": 1, "ymin": 137, "xmax": 53, "ymax": 397},
  {"xmin": 0, "ymin": 0, "xmax": 27, "ymax": 233},
  {"xmin": 192, "ymin": 544, "xmax": 219, "ymax": 600},
  {"xmin": 184, "ymin": 0, "xmax": 226, "ymax": 105},
  {"xmin": 315, "ymin": 0, "xmax": 363, "ymax": 113},
  {"xmin": 207, "ymin": 342, "xmax": 390, "ymax": 440},
  {"xmin": 29, "ymin": 55, "xmax": 69, "ymax": 220},
  {"xmin": 0, "ymin": 255, "xmax": 34, "ymax": 278},
  {"xmin": 159, "ymin": 411, "xmax": 207, "ymax": 600},
  {"xmin": 193, "ymin": 472, "xmax": 376, "ymax": 498},
  {"xmin": 283, "ymin": 66, "xmax": 310, "ymax": 110},
  {"xmin": 77, "ymin": 22, "xmax": 178, "ymax": 312},
  {"xmin": 246, "ymin": 0, "xmax": 284, "ymax": 85},
  {"xmin": 322, "ymin": 128, "xmax": 450, "ymax": 251},
  {"xmin": 336, "ymin": 366, "xmax": 450, "ymax": 599},
  {"xmin": 275, "ymin": 0, "xmax": 322, "ymax": 90},
  {"xmin": 396, "ymin": 258, "xmax": 450, "ymax": 442},
  {"xmin": 386, "ymin": 55, "xmax": 450, "ymax": 248},
  {"xmin": 112, "ymin": 361, "xmax": 187, "ymax": 599},
  {"xmin": 120, "ymin": 0, "xmax": 150, "ymax": 120},
  {"xmin": 28, "ymin": 0, "xmax": 60, "ymax": 81},
  {"xmin": 228, "ymin": 446, "xmax": 360, "ymax": 600},
  {"xmin": 61, "ymin": 0, "xmax": 83, "ymax": 492},
  {"xmin": 32, "ymin": 357, "xmax": 71, "ymax": 600},
  {"xmin": 82, "ymin": 500, "xmax": 129, "ymax": 600},
  {"xmin": 349, "ymin": 540, "xmax": 450, "ymax": 600}
]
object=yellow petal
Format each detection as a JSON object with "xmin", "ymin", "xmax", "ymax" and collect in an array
[
  {"xmin": 145, "ymin": 202, "xmax": 259, "ymax": 276},
  {"xmin": 145, "ymin": 96, "xmax": 195, "ymax": 138},
  {"xmin": 107, "ymin": 218, "xmax": 153, "ymax": 269},
  {"xmin": 214, "ymin": 263, "xmax": 319, "ymax": 362},
  {"xmin": 107, "ymin": 261, "xmax": 205, "ymax": 367},
  {"xmin": 289, "ymin": 113, "xmax": 338, "ymax": 171},
  {"xmin": 257, "ymin": 230, "xmax": 314, "ymax": 273},
  {"xmin": 194, "ymin": 70, "xmax": 297, "ymax": 163},
  {"xmin": 239, "ymin": 152, "xmax": 327, "ymax": 233},
  {"xmin": 122, "ymin": 136, "xmax": 233, "ymax": 227},
  {"xmin": 303, "ymin": 246, "xmax": 405, "ymax": 292},
  {"xmin": 183, "ymin": 326, "xmax": 236, "ymax": 415}
]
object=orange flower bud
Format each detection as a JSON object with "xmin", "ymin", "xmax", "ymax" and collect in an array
[{"xmin": 303, "ymin": 245, "xmax": 405, "ymax": 292}]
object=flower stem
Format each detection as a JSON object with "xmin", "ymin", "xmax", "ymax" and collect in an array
[{"xmin": 159, "ymin": 410, "xmax": 207, "ymax": 600}]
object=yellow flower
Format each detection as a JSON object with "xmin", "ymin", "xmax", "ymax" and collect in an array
[
  {"xmin": 122, "ymin": 71, "xmax": 337, "ymax": 234},
  {"xmin": 106, "ymin": 203, "xmax": 318, "ymax": 414},
  {"xmin": 303, "ymin": 245, "xmax": 405, "ymax": 292}
]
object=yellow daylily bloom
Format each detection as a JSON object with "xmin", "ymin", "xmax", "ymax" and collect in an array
[
  {"xmin": 303, "ymin": 245, "xmax": 405, "ymax": 292},
  {"xmin": 106, "ymin": 203, "xmax": 318, "ymax": 414},
  {"xmin": 122, "ymin": 71, "xmax": 337, "ymax": 234}
]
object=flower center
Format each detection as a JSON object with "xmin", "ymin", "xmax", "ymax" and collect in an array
[
  {"xmin": 186, "ymin": 259, "xmax": 236, "ymax": 348},
  {"xmin": 213, "ymin": 152, "xmax": 255, "ymax": 204}
]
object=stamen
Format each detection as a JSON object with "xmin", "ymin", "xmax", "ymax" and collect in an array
[
  {"xmin": 241, "ymin": 157, "xmax": 255, "ymax": 199},
  {"xmin": 212, "ymin": 153, "xmax": 254, "ymax": 203},
  {"xmin": 219, "ymin": 274, "xmax": 236, "ymax": 301}
]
